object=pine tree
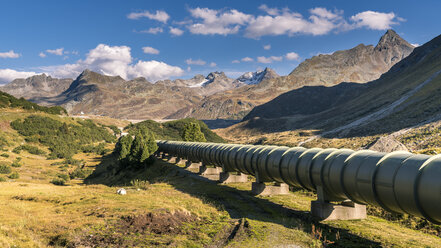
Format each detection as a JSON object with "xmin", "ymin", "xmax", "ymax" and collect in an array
[
  {"xmin": 115, "ymin": 135, "xmax": 133, "ymax": 161},
  {"xmin": 182, "ymin": 123, "xmax": 206, "ymax": 142}
]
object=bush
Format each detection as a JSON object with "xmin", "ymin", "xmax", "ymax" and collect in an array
[
  {"xmin": 130, "ymin": 179, "xmax": 150, "ymax": 190},
  {"xmin": 57, "ymin": 173, "xmax": 70, "ymax": 181},
  {"xmin": 0, "ymin": 176, "xmax": 5, "ymax": 182},
  {"xmin": 13, "ymin": 145, "xmax": 46, "ymax": 155},
  {"xmin": 0, "ymin": 164, "xmax": 11, "ymax": 174},
  {"xmin": 11, "ymin": 160, "xmax": 22, "ymax": 167},
  {"xmin": 50, "ymin": 178, "xmax": 66, "ymax": 186},
  {"xmin": 11, "ymin": 115, "xmax": 116, "ymax": 159},
  {"xmin": 8, "ymin": 172, "xmax": 19, "ymax": 179},
  {"xmin": 69, "ymin": 167, "xmax": 87, "ymax": 179},
  {"xmin": 0, "ymin": 153, "xmax": 9, "ymax": 158}
]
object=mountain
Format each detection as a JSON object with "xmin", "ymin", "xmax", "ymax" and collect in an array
[
  {"xmin": 0, "ymin": 74, "xmax": 73, "ymax": 99},
  {"xmin": 23, "ymin": 70, "xmax": 242, "ymax": 120},
  {"xmin": 237, "ymin": 32, "xmax": 441, "ymax": 139},
  {"xmin": 169, "ymin": 30, "xmax": 415, "ymax": 120},
  {"xmin": 235, "ymin": 68, "xmax": 279, "ymax": 85}
]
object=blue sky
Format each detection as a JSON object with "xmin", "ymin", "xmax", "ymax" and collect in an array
[{"xmin": 0, "ymin": 0, "xmax": 440, "ymax": 83}]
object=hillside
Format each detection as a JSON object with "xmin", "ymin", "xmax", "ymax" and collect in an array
[
  {"xmin": 170, "ymin": 30, "xmax": 414, "ymax": 120},
  {"xmin": 219, "ymin": 32, "xmax": 441, "ymax": 153}
]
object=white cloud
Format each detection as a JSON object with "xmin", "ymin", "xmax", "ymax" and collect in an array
[
  {"xmin": 285, "ymin": 52, "xmax": 300, "ymax": 61},
  {"xmin": 127, "ymin": 10, "xmax": 170, "ymax": 23},
  {"xmin": 0, "ymin": 69, "xmax": 37, "ymax": 84},
  {"xmin": 258, "ymin": 4, "xmax": 281, "ymax": 16},
  {"xmin": 257, "ymin": 56, "xmax": 283, "ymax": 64},
  {"xmin": 139, "ymin": 27, "xmax": 164, "ymax": 34},
  {"xmin": 232, "ymin": 60, "xmax": 240, "ymax": 64},
  {"xmin": 169, "ymin": 27, "xmax": 184, "ymax": 36},
  {"xmin": 187, "ymin": 7, "xmax": 253, "ymax": 35},
  {"xmin": 0, "ymin": 50, "xmax": 20, "ymax": 59},
  {"xmin": 185, "ymin": 58, "xmax": 206, "ymax": 66},
  {"xmin": 263, "ymin": 44, "xmax": 271, "ymax": 50},
  {"xmin": 46, "ymin": 48, "xmax": 64, "ymax": 56},
  {"xmin": 411, "ymin": 43, "xmax": 420, "ymax": 47},
  {"xmin": 71, "ymin": 51, "xmax": 79, "ymax": 55},
  {"xmin": 241, "ymin": 57, "xmax": 254, "ymax": 62},
  {"xmin": 39, "ymin": 44, "xmax": 183, "ymax": 82},
  {"xmin": 350, "ymin": 11, "xmax": 399, "ymax": 30},
  {"xmin": 142, "ymin": 46, "xmax": 160, "ymax": 54},
  {"xmin": 245, "ymin": 7, "xmax": 346, "ymax": 38},
  {"xmin": 39, "ymin": 52, "xmax": 46, "ymax": 58},
  {"xmin": 209, "ymin": 62, "xmax": 217, "ymax": 67}
]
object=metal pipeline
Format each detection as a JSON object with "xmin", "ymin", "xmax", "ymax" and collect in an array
[{"xmin": 156, "ymin": 140, "xmax": 441, "ymax": 224}]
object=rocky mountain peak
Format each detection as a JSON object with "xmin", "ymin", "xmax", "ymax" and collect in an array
[
  {"xmin": 375, "ymin": 29, "xmax": 414, "ymax": 51},
  {"xmin": 206, "ymin": 71, "xmax": 226, "ymax": 80},
  {"xmin": 236, "ymin": 67, "xmax": 279, "ymax": 85}
]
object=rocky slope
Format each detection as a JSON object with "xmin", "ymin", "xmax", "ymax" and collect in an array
[
  {"xmin": 0, "ymin": 74, "xmax": 72, "ymax": 99},
  {"xmin": 235, "ymin": 68, "xmax": 279, "ymax": 85},
  {"xmin": 235, "ymin": 32, "xmax": 441, "ymax": 140},
  {"xmin": 170, "ymin": 30, "xmax": 414, "ymax": 120}
]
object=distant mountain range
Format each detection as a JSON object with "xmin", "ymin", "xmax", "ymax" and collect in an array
[{"xmin": 0, "ymin": 30, "xmax": 414, "ymax": 121}]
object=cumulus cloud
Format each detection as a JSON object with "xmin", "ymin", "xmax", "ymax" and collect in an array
[
  {"xmin": 232, "ymin": 60, "xmax": 240, "ymax": 64},
  {"xmin": 185, "ymin": 58, "xmax": 206, "ymax": 66},
  {"xmin": 183, "ymin": 6, "xmax": 402, "ymax": 38},
  {"xmin": 209, "ymin": 62, "xmax": 217, "ymax": 67},
  {"xmin": 350, "ymin": 11, "xmax": 399, "ymax": 30},
  {"xmin": 258, "ymin": 4, "xmax": 282, "ymax": 16},
  {"xmin": 169, "ymin": 27, "xmax": 184, "ymax": 36},
  {"xmin": 127, "ymin": 10, "xmax": 170, "ymax": 23},
  {"xmin": 263, "ymin": 44, "xmax": 271, "ymax": 50},
  {"xmin": 139, "ymin": 27, "xmax": 164, "ymax": 34},
  {"xmin": 187, "ymin": 7, "xmax": 253, "ymax": 35},
  {"xmin": 241, "ymin": 57, "xmax": 254, "ymax": 62},
  {"xmin": 142, "ymin": 46, "xmax": 160, "ymax": 54},
  {"xmin": 0, "ymin": 69, "xmax": 37, "ymax": 84},
  {"xmin": 46, "ymin": 48, "xmax": 64, "ymax": 56},
  {"xmin": 0, "ymin": 50, "xmax": 20, "ymax": 59},
  {"xmin": 285, "ymin": 52, "xmax": 300, "ymax": 61},
  {"xmin": 39, "ymin": 52, "xmax": 46, "ymax": 58},
  {"xmin": 38, "ymin": 44, "xmax": 183, "ymax": 82},
  {"xmin": 245, "ymin": 7, "xmax": 347, "ymax": 38},
  {"xmin": 257, "ymin": 56, "xmax": 283, "ymax": 63}
]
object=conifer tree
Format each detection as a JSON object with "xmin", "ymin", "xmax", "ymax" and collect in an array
[{"xmin": 182, "ymin": 123, "xmax": 206, "ymax": 142}]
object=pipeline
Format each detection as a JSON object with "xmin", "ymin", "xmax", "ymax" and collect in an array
[{"xmin": 156, "ymin": 140, "xmax": 441, "ymax": 224}]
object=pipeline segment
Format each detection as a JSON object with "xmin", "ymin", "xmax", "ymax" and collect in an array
[{"xmin": 156, "ymin": 140, "xmax": 441, "ymax": 224}]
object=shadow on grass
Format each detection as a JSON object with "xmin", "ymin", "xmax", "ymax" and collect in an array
[{"xmin": 85, "ymin": 155, "xmax": 381, "ymax": 247}]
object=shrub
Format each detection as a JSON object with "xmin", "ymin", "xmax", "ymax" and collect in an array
[
  {"xmin": 0, "ymin": 164, "xmax": 11, "ymax": 174},
  {"xmin": 130, "ymin": 179, "xmax": 150, "ymax": 190},
  {"xmin": 12, "ymin": 146, "xmax": 22, "ymax": 154},
  {"xmin": 11, "ymin": 160, "xmax": 22, "ymax": 167},
  {"xmin": 8, "ymin": 172, "xmax": 19, "ymax": 179},
  {"xmin": 11, "ymin": 115, "xmax": 116, "ymax": 159},
  {"xmin": 57, "ymin": 173, "xmax": 70, "ymax": 181},
  {"xmin": 50, "ymin": 178, "xmax": 66, "ymax": 186},
  {"xmin": 69, "ymin": 167, "xmax": 87, "ymax": 179},
  {"xmin": 0, "ymin": 153, "xmax": 9, "ymax": 158},
  {"xmin": 0, "ymin": 176, "xmax": 5, "ymax": 182},
  {"xmin": 15, "ymin": 145, "xmax": 46, "ymax": 155}
]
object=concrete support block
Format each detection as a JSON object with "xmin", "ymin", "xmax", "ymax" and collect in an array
[
  {"xmin": 311, "ymin": 201, "xmax": 367, "ymax": 221},
  {"xmin": 251, "ymin": 182, "xmax": 290, "ymax": 196},
  {"xmin": 185, "ymin": 160, "xmax": 201, "ymax": 169},
  {"xmin": 168, "ymin": 156, "xmax": 179, "ymax": 164},
  {"xmin": 219, "ymin": 172, "xmax": 248, "ymax": 184},
  {"xmin": 199, "ymin": 166, "xmax": 222, "ymax": 175}
]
